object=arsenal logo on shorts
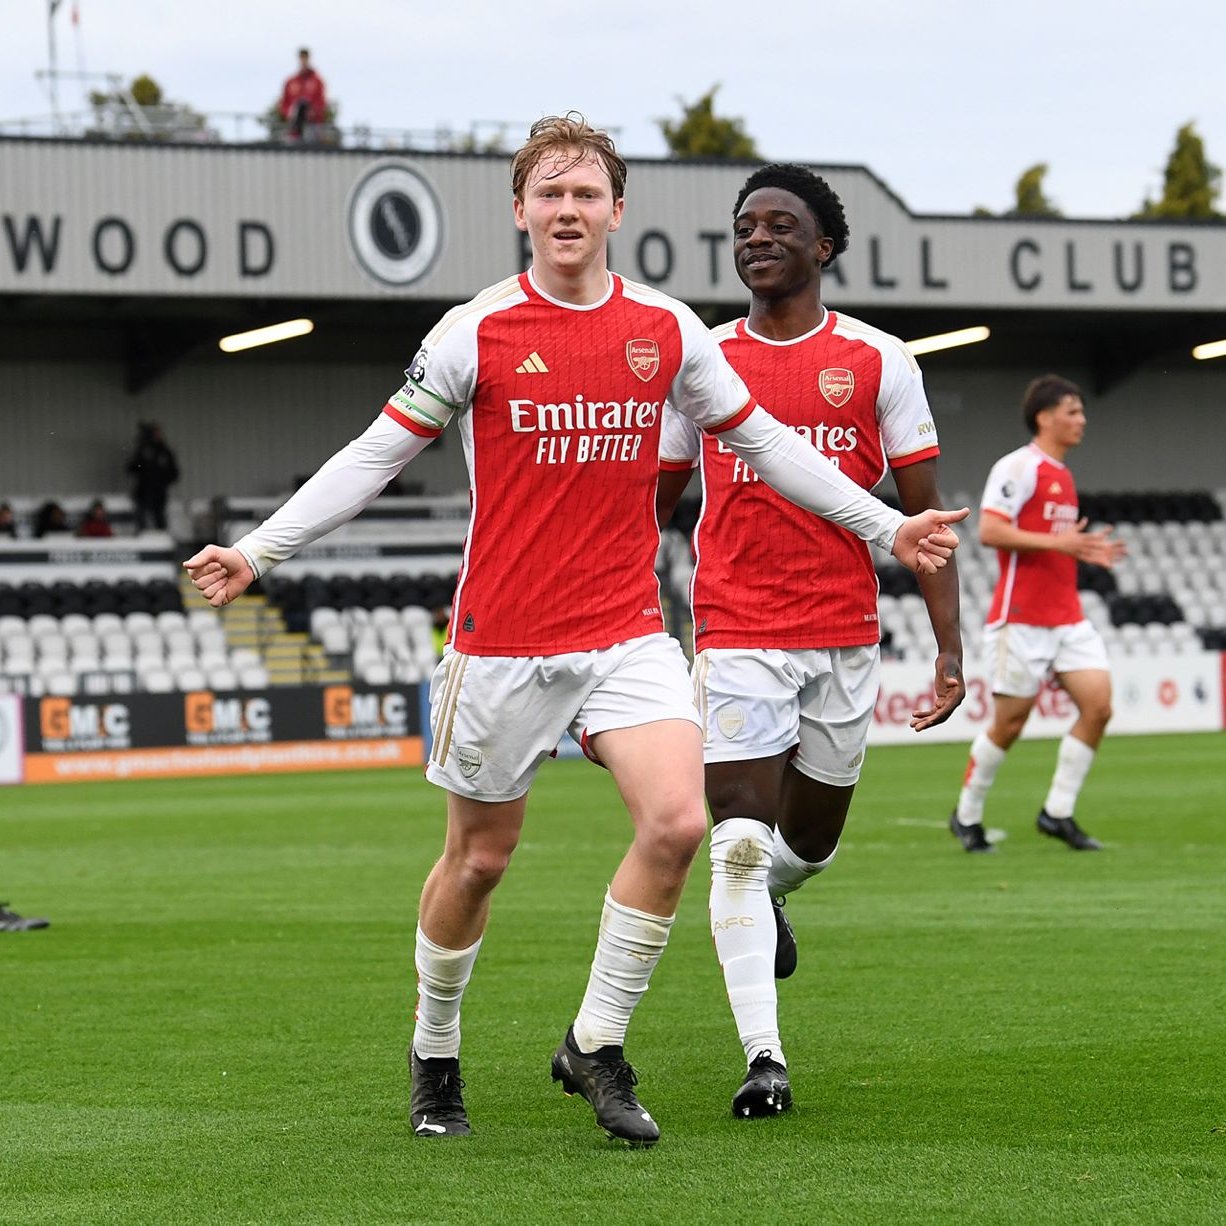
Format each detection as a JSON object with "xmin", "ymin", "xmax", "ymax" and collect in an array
[
  {"xmin": 626, "ymin": 339, "xmax": 660, "ymax": 383},
  {"xmin": 818, "ymin": 368, "xmax": 855, "ymax": 408}
]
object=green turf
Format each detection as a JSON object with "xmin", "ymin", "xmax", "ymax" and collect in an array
[{"xmin": 2, "ymin": 732, "xmax": 1224, "ymax": 1224}]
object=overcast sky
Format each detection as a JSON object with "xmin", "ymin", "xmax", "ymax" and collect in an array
[{"xmin": 3, "ymin": 0, "xmax": 1223, "ymax": 221}]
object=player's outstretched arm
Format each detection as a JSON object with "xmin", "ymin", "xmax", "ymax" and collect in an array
[
  {"xmin": 183, "ymin": 544, "xmax": 255, "ymax": 608},
  {"xmin": 197, "ymin": 412, "xmax": 438, "ymax": 590}
]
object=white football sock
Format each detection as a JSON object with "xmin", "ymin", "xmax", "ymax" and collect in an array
[
  {"xmin": 1044, "ymin": 734, "xmax": 1096, "ymax": 818},
  {"xmin": 956, "ymin": 731, "xmax": 1007, "ymax": 824},
  {"xmin": 766, "ymin": 828, "xmax": 837, "ymax": 898},
  {"xmin": 572, "ymin": 891, "xmax": 674, "ymax": 1053},
  {"xmin": 709, "ymin": 818, "xmax": 783, "ymax": 1066},
  {"xmin": 410, "ymin": 926, "xmax": 482, "ymax": 1060}
]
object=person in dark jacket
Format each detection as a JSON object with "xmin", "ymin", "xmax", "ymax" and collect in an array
[{"xmin": 126, "ymin": 422, "xmax": 180, "ymax": 532}]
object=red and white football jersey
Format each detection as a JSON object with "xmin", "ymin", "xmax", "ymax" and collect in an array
[
  {"xmin": 383, "ymin": 271, "xmax": 753, "ymax": 656},
  {"xmin": 660, "ymin": 310, "xmax": 939, "ymax": 650},
  {"xmin": 981, "ymin": 443, "xmax": 1083, "ymax": 627}
]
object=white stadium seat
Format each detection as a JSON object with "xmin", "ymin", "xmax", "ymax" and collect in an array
[
  {"xmin": 309, "ymin": 607, "xmax": 341, "ymax": 638},
  {"xmin": 319, "ymin": 625, "xmax": 350, "ymax": 655},
  {"xmin": 175, "ymin": 667, "xmax": 207, "ymax": 691},
  {"xmin": 156, "ymin": 610, "xmax": 188, "ymax": 634},
  {"xmin": 141, "ymin": 667, "xmax": 175, "ymax": 693},
  {"xmin": 45, "ymin": 669, "xmax": 78, "ymax": 696},
  {"xmin": 27, "ymin": 614, "xmax": 61, "ymax": 639},
  {"xmin": 187, "ymin": 608, "xmax": 221, "ymax": 634},
  {"xmin": 206, "ymin": 666, "xmax": 239, "ymax": 691},
  {"xmin": 91, "ymin": 613, "xmax": 125, "ymax": 637}
]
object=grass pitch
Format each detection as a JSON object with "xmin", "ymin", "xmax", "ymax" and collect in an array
[{"xmin": 2, "ymin": 732, "xmax": 1224, "ymax": 1224}]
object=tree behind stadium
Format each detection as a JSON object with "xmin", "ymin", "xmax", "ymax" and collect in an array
[
  {"xmin": 1135, "ymin": 122, "xmax": 1223, "ymax": 220},
  {"xmin": 658, "ymin": 86, "xmax": 760, "ymax": 159}
]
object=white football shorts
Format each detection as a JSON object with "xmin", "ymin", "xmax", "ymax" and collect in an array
[
  {"xmin": 983, "ymin": 618, "xmax": 1110, "ymax": 698},
  {"xmin": 425, "ymin": 632, "xmax": 700, "ymax": 801},
  {"xmin": 692, "ymin": 644, "xmax": 881, "ymax": 787}
]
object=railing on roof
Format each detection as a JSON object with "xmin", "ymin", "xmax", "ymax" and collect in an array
[{"xmin": 0, "ymin": 106, "xmax": 544, "ymax": 154}]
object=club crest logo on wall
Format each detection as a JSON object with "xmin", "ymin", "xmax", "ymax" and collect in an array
[
  {"xmin": 346, "ymin": 161, "xmax": 445, "ymax": 289},
  {"xmin": 626, "ymin": 339, "xmax": 660, "ymax": 383},
  {"xmin": 818, "ymin": 368, "xmax": 855, "ymax": 408}
]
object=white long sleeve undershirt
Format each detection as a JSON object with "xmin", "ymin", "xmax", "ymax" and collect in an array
[
  {"xmin": 719, "ymin": 406, "xmax": 904, "ymax": 552},
  {"xmin": 233, "ymin": 415, "xmax": 432, "ymax": 578},
  {"xmin": 233, "ymin": 404, "xmax": 905, "ymax": 581}
]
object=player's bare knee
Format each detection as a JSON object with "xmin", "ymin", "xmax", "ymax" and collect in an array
[
  {"xmin": 992, "ymin": 719, "xmax": 1025, "ymax": 748},
  {"xmin": 644, "ymin": 807, "xmax": 707, "ymax": 868},
  {"xmin": 452, "ymin": 844, "xmax": 513, "ymax": 895}
]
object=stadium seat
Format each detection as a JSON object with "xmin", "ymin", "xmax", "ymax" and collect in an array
[
  {"xmin": 186, "ymin": 608, "xmax": 221, "ymax": 634},
  {"xmin": 92, "ymin": 612, "xmax": 125, "ymax": 638},
  {"xmin": 27, "ymin": 614, "xmax": 60, "ymax": 639},
  {"xmin": 238, "ymin": 665, "xmax": 269, "ymax": 689},
  {"xmin": 60, "ymin": 613, "xmax": 93, "ymax": 637},
  {"xmin": 309, "ymin": 606, "xmax": 341, "ymax": 639},
  {"xmin": 319, "ymin": 624, "xmax": 350, "ymax": 655},
  {"xmin": 140, "ymin": 667, "xmax": 175, "ymax": 693},
  {"xmin": 44, "ymin": 669, "xmax": 78, "ymax": 696},
  {"xmin": 357, "ymin": 660, "xmax": 392, "ymax": 685},
  {"xmin": 206, "ymin": 666, "xmax": 239, "ymax": 691}
]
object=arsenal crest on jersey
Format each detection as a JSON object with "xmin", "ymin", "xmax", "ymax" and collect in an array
[
  {"xmin": 626, "ymin": 339, "xmax": 660, "ymax": 383},
  {"xmin": 818, "ymin": 368, "xmax": 855, "ymax": 408}
]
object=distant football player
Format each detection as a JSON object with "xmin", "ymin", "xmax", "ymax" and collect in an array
[
  {"xmin": 656, "ymin": 163, "xmax": 963, "ymax": 1118},
  {"xmin": 950, "ymin": 374, "xmax": 1126, "ymax": 853},
  {"xmin": 184, "ymin": 115, "xmax": 966, "ymax": 1147}
]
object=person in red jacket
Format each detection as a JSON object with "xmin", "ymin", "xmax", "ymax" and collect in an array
[{"xmin": 279, "ymin": 48, "xmax": 327, "ymax": 140}]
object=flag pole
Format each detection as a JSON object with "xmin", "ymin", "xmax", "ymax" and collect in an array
[{"xmin": 47, "ymin": 0, "xmax": 62, "ymax": 127}]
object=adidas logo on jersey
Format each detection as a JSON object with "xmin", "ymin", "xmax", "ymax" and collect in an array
[{"xmin": 516, "ymin": 351, "xmax": 549, "ymax": 374}]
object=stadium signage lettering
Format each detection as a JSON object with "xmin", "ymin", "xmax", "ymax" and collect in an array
[
  {"xmin": 185, "ymin": 693, "xmax": 273, "ymax": 745},
  {"xmin": 323, "ymin": 686, "xmax": 409, "ymax": 738},
  {"xmin": 519, "ymin": 228, "xmax": 1204, "ymax": 301},
  {"xmin": 2, "ymin": 213, "xmax": 276, "ymax": 279},
  {"xmin": 38, "ymin": 698, "xmax": 131, "ymax": 750},
  {"xmin": 1006, "ymin": 239, "xmax": 1197, "ymax": 294}
]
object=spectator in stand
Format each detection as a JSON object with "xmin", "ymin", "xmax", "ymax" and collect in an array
[
  {"xmin": 279, "ymin": 48, "xmax": 328, "ymax": 141},
  {"xmin": 126, "ymin": 422, "xmax": 180, "ymax": 532},
  {"xmin": 76, "ymin": 499, "xmax": 114, "ymax": 539},
  {"xmin": 0, "ymin": 501, "xmax": 16, "ymax": 538},
  {"xmin": 34, "ymin": 500, "xmax": 70, "ymax": 538}
]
